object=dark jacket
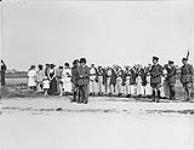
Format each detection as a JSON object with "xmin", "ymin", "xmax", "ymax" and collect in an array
[
  {"xmin": 77, "ymin": 65, "xmax": 90, "ymax": 86},
  {"xmin": 150, "ymin": 64, "xmax": 163, "ymax": 84},
  {"xmin": 180, "ymin": 64, "xmax": 193, "ymax": 84},
  {"xmin": 166, "ymin": 66, "xmax": 176, "ymax": 84}
]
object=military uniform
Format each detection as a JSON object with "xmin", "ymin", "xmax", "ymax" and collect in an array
[
  {"xmin": 1, "ymin": 60, "xmax": 7, "ymax": 86},
  {"xmin": 77, "ymin": 62, "xmax": 90, "ymax": 104},
  {"xmin": 150, "ymin": 57, "xmax": 163, "ymax": 102},
  {"xmin": 165, "ymin": 62, "xmax": 176, "ymax": 100},
  {"xmin": 180, "ymin": 61, "xmax": 193, "ymax": 101}
]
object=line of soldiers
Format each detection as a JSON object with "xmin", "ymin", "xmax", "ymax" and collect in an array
[{"xmin": 71, "ymin": 56, "xmax": 193, "ymax": 104}]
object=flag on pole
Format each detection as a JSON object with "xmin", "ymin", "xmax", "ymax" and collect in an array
[{"xmin": 186, "ymin": 51, "xmax": 190, "ymax": 59}]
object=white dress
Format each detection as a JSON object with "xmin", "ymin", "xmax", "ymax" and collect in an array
[
  {"xmin": 145, "ymin": 75, "xmax": 152, "ymax": 96},
  {"xmin": 43, "ymin": 79, "xmax": 50, "ymax": 89},
  {"xmin": 136, "ymin": 76, "xmax": 144, "ymax": 95},
  {"xmin": 28, "ymin": 69, "xmax": 36, "ymax": 87},
  {"xmin": 62, "ymin": 68, "xmax": 72, "ymax": 93}
]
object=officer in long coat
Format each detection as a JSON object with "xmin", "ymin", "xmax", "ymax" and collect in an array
[
  {"xmin": 180, "ymin": 58, "xmax": 193, "ymax": 101},
  {"xmin": 1, "ymin": 60, "xmax": 7, "ymax": 86},
  {"xmin": 165, "ymin": 60, "xmax": 177, "ymax": 100},
  {"xmin": 77, "ymin": 58, "xmax": 90, "ymax": 104},
  {"xmin": 149, "ymin": 56, "xmax": 163, "ymax": 102}
]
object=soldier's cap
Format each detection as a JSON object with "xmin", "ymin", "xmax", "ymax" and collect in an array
[
  {"xmin": 64, "ymin": 62, "xmax": 70, "ymax": 67},
  {"xmin": 152, "ymin": 56, "xmax": 159, "ymax": 61},
  {"xmin": 182, "ymin": 58, "xmax": 188, "ymax": 61},
  {"xmin": 51, "ymin": 64, "xmax": 56, "ymax": 68},
  {"xmin": 59, "ymin": 66, "xmax": 63, "ymax": 69},
  {"xmin": 80, "ymin": 58, "xmax": 87, "ymax": 64},
  {"xmin": 73, "ymin": 59, "xmax": 79, "ymax": 64},
  {"xmin": 168, "ymin": 60, "xmax": 174, "ymax": 64}
]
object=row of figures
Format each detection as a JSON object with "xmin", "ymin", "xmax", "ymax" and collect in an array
[{"xmin": 27, "ymin": 56, "xmax": 193, "ymax": 103}]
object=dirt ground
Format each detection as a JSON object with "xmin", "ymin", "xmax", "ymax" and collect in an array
[{"xmin": 0, "ymin": 96, "xmax": 194, "ymax": 150}]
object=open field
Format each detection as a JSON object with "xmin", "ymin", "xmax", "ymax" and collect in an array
[{"xmin": 1, "ymin": 97, "xmax": 194, "ymax": 150}]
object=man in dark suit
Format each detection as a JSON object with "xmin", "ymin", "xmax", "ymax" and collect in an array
[
  {"xmin": 77, "ymin": 58, "xmax": 90, "ymax": 104},
  {"xmin": 180, "ymin": 58, "xmax": 193, "ymax": 101},
  {"xmin": 165, "ymin": 60, "xmax": 177, "ymax": 100},
  {"xmin": 149, "ymin": 56, "xmax": 163, "ymax": 102}
]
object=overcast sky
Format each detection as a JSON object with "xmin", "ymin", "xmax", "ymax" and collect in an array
[{"xmin": 1, "ymin": 0, "xmax": 194, "ymax": 70}]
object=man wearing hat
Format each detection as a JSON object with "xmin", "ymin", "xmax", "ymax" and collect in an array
[
  {"xmin": 180, "ymin": 58, "xmax": 193, "ymax": 101},
  {"xmin": 165, "ymin": 60, "xmax": 177, "ymax": 100},
  {"xmin": 149, "ymin": 56, "xmax": 163, "ymax": 102},
  {"xmin": 77, "ymin": 58, "xmax": 90, "ymax": 104}
]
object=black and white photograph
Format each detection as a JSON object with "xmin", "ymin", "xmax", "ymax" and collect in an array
[{"xmin": 0, "ymin": 0, "xmax": 194, "ymax": 149}]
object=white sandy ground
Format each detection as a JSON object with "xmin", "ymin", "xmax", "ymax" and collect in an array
[{"xmin": 0, "ymin": 97, "xmax": 194, "ymax": 150}]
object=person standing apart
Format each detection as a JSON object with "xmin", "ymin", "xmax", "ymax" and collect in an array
[
  {"xmin": 89, "ymin": 64, "xmax": 98, "ymax": 96},
  {"xmin": 149, "ymin": 56, "xmax": 163, "ymax": 103},
  {"xmin": 180, "ymin": 58, "xmax": 193, "ymax": 101},
  {"xmin": 1, "ymin": 60, "xmax": 7, "ymax": 86},
  {"xmin": 77, "ymin": 58, "xmax": 90, "ymax": 104},
  {"xmin": 28, "ymin": 65, "xmax": 37, "ymax": 91}
]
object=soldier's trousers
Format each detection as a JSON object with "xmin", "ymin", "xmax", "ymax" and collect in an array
[{"xmin": 79, "ymin": 85, "xmax": 89, "ymax": 103}]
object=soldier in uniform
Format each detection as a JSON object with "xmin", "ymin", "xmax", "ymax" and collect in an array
[
  {"xmin": 1, "ymin": 60, "xmax": 7, "ymax": 86},
  {"xmin": 71, "ymin": 59, "xmax": 80, "ymax": 102},
  {"xmin": 149, "ymin": 56, "xmax": 163, "ymax": 102},
  {"xmin": 165, "ymin": 60, "xmax": 177, "ymax": 100},
  {"xmin": 77, "ymin": 58, "xmax": 90, "ymax": 104},
  {"xmin": 180, "ymin": 58, "xmax": 193, "ymax": 101}
]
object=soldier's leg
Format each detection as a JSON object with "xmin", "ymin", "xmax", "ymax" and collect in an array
[
  {"xmin": 185, "ymin": 83, "xmax": 191, "ymax": 101},
  {"xmin": 83, "ymin": 85, "xmax": 89, "ymax": 104}
]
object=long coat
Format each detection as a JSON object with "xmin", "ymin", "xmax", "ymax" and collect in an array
[
  {"xmin": 77, "ymin": 65, "xmax": 90, "ymax": 86},
  {"xmin": 180, "ymin": 64, "xmax": 193, "ymax": 84},
  {"xmin": 166, "ymin": 66, "xmax": 176, "ymax": 85},
  {"xmin": 149, "ymin": 64, "xmax": 163, "ymax": 85}
]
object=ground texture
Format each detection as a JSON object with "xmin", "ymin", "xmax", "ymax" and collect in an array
[{"xmin": 0, "ymin": 97, "xmax": 194, "ymax": 150}]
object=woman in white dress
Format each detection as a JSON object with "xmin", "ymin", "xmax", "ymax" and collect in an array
[
  {"xmin": 62, "ymin": 63, "xmax": 72, "ymax": 95},
  {"xmin": 136, "ymin": 66, "xmax": 144, "ymax": 97},
  {"xmin": 28, "ymin": 65, "xmax": 36, "ymax": 91}
]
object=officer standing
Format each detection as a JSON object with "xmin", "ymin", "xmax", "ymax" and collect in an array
[
  {"xmin": 165, "ymin": 61, "xmax": 177, "ymax": 100},
  {"xmin": 77, "ymin": 58, "xmax": 90, "ymax": 104},
  {"xmin": 1, "ymin": 60, "xmax": 7, "ymax": 86},
  {"xmin": 180, "ymin": 58, "xmax": 193, "ymax": 101},
  {"xmin": 149, "ymin": 56, "xmax": 163, "ymax": 102}
]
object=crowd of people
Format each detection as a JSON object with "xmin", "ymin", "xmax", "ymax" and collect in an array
[{"xmin": 27, "ymin": 56, "xmax": 193, "ymax": 104}]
